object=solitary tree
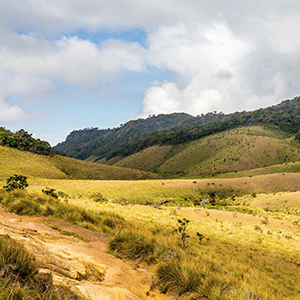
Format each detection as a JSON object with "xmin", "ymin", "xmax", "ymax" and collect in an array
[{"xmin": 175, "ymin": 218, "xmax": 190, "ymax": 248}]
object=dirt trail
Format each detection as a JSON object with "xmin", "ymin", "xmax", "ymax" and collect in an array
[{"xmin": 0, "ymin": 207, "xmax": 174, "ymax": 300}]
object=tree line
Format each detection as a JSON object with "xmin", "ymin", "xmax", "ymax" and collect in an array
[{"xmin": 0, "ymin": 128, "xmax": 52, "ymax": 155}]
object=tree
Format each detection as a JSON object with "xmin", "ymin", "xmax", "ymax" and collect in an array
[{"xmin": 175, "ymin": 218, "xmax": 190, "ymax": 248}]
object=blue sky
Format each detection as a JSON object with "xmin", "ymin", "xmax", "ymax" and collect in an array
[{"xmin": 1, "ymin": 1, "xmax": 300, "ymax": 145}]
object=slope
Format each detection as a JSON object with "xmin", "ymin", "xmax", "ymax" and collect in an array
[
  {"xmin": 0, "ymin": 146, "xmax": 158, "ymax": 181},
  {"xmin": 56, "ymin": 96, "xmax": 300, "ymax": 163},
  {"xmin": 55, "ymin": 113, "xmax": 196, "ymax": 160},
  {"xmin": 113, "ymin": 126, "xmax": 300, "ymax": 177}
]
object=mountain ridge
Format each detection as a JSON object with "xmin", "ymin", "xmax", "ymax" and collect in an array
[{"xmin": 55, "ymin": 96, "xmax": 300, "ymax": 164}]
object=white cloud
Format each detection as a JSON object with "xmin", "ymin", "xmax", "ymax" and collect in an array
[
  {"xmin": 265, "ymin": 17, "xmax": 300, "ymax": 56},
  {"xmin": 1, "ymin": 0, "xmax": 300, "ymax": 126},
  {"xmin": 0, "ymin": 32, "xmax": 146, "ymax": 106},
  {"xmin": 139, "ymin": 23, "xmax": 252, "ymax": 116},
  {"xmin": 0, "ymin": 99, "xmax": 27, "ymax": 122}
]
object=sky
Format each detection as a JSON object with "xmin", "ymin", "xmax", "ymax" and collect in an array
[{"xmin": 1, "ymin": 0, "xmax": 300, "ymax": 145}]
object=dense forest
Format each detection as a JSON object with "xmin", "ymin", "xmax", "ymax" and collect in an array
[
  {"xmin": 0, "ymin": 128, "xmax": 52, "ymax": 155},
  {"xmin": 56, "ymin": 96, "xmax": 300, "ymax": 162}
]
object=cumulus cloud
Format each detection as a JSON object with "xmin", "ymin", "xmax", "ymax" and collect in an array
[
  {"xmin": 0, "ymin": 31, "xmax": 146, "ymax": 122},
  {"xmin": 0, "ymin": 98, "xmax": 27, "ymax": 122},
  {"xmin": 138, "ymin": 23, "xmax": 252, "ymax": 116},
  {"xmin": 1, "ymin": 0, "xmax": 300, "ymax": 124}
]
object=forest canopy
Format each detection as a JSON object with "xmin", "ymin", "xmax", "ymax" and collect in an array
[{"xmin": 0, "ymin": 128, "xmax": 52, "ymax": 155}]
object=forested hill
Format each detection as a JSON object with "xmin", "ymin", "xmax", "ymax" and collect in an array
[
  {"xmin": 55, "ymin": 96, "xmax": 300, "ymax": 161},
  {"xmin": 0, "ymin": 128, "xmax": 52, "ymax": 155},
  {"xmin": 55, "ymin": 112, "xmax": 227, "ymax": 160},
  {"xmin": 55, "ymin": 112, "xmax": 230, "ymax": 160}
]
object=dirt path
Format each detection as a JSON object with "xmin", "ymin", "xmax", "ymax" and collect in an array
[{"xmin": 0, "ymin": 206, "xmax": 174, "ymax": 300}]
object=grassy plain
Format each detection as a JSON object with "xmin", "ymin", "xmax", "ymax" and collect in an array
[
  {"xmin": 0, "ymin": 175, "xmax": 299, "ymax": 299},
  {"xmin": 14, "ymin": 172, "xmax": 300, "ymax": 209}
]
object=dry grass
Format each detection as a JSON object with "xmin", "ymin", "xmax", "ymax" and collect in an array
[
  {"xmin": 0, "ymin": 145, "xmax": 157, "ymax": 181},
  {"xmin": 115, "ymin": 145, "xmax": 172, "ymax": 171},
  {"xmin": 0, "ymin": 175, "xmax": 299, "ymax": 299},
  {"xmin": 16, "ymin": 173, "xmax": 300, "ymax": 208},
  {"xmin": 72, "ymin": 197, "xmax": 300, "ymax": 299}
]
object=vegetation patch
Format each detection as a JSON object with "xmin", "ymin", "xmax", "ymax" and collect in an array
[{"xmin": 0, "ymin": 189, "xmax": 125, "ymax": 234}]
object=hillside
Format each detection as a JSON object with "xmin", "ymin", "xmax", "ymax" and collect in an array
[
  {"xmin": 0, "ymin": 146, "xmax": 157, "ymax": 180},
  {"xmin": 55, "ymin": 112, "xmax": 227, "ymax": 160},
  {"xmin": 110, "ymin": 126, "xmax": 300, "ymax": 177},
  {"xmin": 55, "ymin": 96, "xmax": 300, "ymax": 164}
]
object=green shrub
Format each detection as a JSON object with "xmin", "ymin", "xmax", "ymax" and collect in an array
[
  {"xmin": 175, "ymin": 218, "xmax": 190, "ymax": 248},
  {"xmin": 42, "ymin": 187, "xmax": 58, "ymax": 199},
  {"xmin": 2, "ymin": 175, "xmax": 28, "ymax": 191},
  {"xmin": 91, "ymin": 192, "xmax": 108, "ymax": 203}
]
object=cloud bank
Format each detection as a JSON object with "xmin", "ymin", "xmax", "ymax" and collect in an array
[{"xmin": 1, "ymin": 0, "xmax": 300, "ymax": 124}]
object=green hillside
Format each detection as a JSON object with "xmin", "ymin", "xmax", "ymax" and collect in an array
[
  {"xmin": 0, "ymin": 146, "xmax": 158, "ymax": 181},
  {"xmin": 55, "ymin": 112, "xmax": 197, "ymax": 160},
  {"xmin": 55, "ymin": 96, "xmax": 300, "ymax": 163},
  {"xmin": 112, "ymin": 126, "xmax": 300, "ymax": 177}
]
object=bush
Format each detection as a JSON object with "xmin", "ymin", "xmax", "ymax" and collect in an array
[
  {"xmin": 42, "ymin": 187, "xmax": 58, "ymax": 199},
  {"xmin": 2, "ymin": 175, "xmax": 28, "ymax": 191},
  {"xmin": 91, "ymin": 192, "xmax": 107, "ymax": 203}
]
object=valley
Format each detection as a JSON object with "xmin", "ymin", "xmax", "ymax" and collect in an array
[{"xmin": 0, "ymin": 97, "xmax": 300, "ymax": 299}]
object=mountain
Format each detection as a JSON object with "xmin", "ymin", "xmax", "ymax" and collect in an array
[
  {"xmin": 55, "ymin": 96, "xmax": 300, "ymax": 169},
  {"xmin": 55, "ymin": 111, "xmax": 228, "ymax": 160}
]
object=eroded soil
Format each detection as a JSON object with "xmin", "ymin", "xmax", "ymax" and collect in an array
[{"xmin": 0, "ymin": 206, "xmax": 174, "ymax": 300}]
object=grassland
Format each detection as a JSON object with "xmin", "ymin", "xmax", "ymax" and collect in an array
[
  {"xmin": 12, "ymin": 172, "xmax": 300, "ymax": 209},
  {"xmin": 1, "ymin": 126, "xmax": 300, "ymax": 299},
  {"xmin": 0, "ymin": 175, "xmax": 299, "ymax": 300},
  {"xmin": 0, "ymin": 145, "xmax": 157, "ymax": 181},
  {"xmin": 112, "ymin": 126, "xmax": 300, "ymax": 177}
]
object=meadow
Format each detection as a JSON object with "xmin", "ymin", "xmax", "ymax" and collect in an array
[{"xmin": 0, "ymin": 175, "xmax": 299, "ymax": 300}]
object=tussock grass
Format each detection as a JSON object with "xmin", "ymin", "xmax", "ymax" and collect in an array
[
  {"xmin": 1, "ymin": 181, "xmax": 299, "ymax": 299},
  {"xmin": 0, "ymin": 235, "xmax": 80, "ymax": 299},
  {"xmin": 0, "ymin": 190, "xmax": 124, "ymax": 234}
]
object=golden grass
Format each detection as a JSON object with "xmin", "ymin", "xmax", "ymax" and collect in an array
[
  {"xmin": 0, "ymin": 146, "xmax": 67, "ymax": 180},
  {"xmin": 0, "ymin": 145, "xmax": 158, "ymax": 181},
  {"xmin": 1, "ymin": 172, "xmax": 295, "ymax": 209},
  {"xmin": 1, "ymin": 175, "xmax": 299, "ymax": 299},
  {"xmin": 69, "ymin": 195, "xmax": 300, "ymax": 299},
  {"xmin": 115, "ymin": 145, "xmax": 172, "ymax": 171}
]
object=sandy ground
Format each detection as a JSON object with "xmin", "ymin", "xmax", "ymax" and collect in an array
[{"xmin": 0, "ymin": 206, "xmax": 175, "ymax": 300}]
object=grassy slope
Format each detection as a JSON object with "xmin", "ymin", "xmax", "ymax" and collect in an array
[
  {"xmin": 0, "ymin": 146, "xmax": 158, "ymax": 181},
  {"xmin": 113, "ymin": 126, "xmax": 300, "ymax": 177},
  {"xmin": 1, "ymin": 181, "xmax": 299, "ymax": 299}
]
